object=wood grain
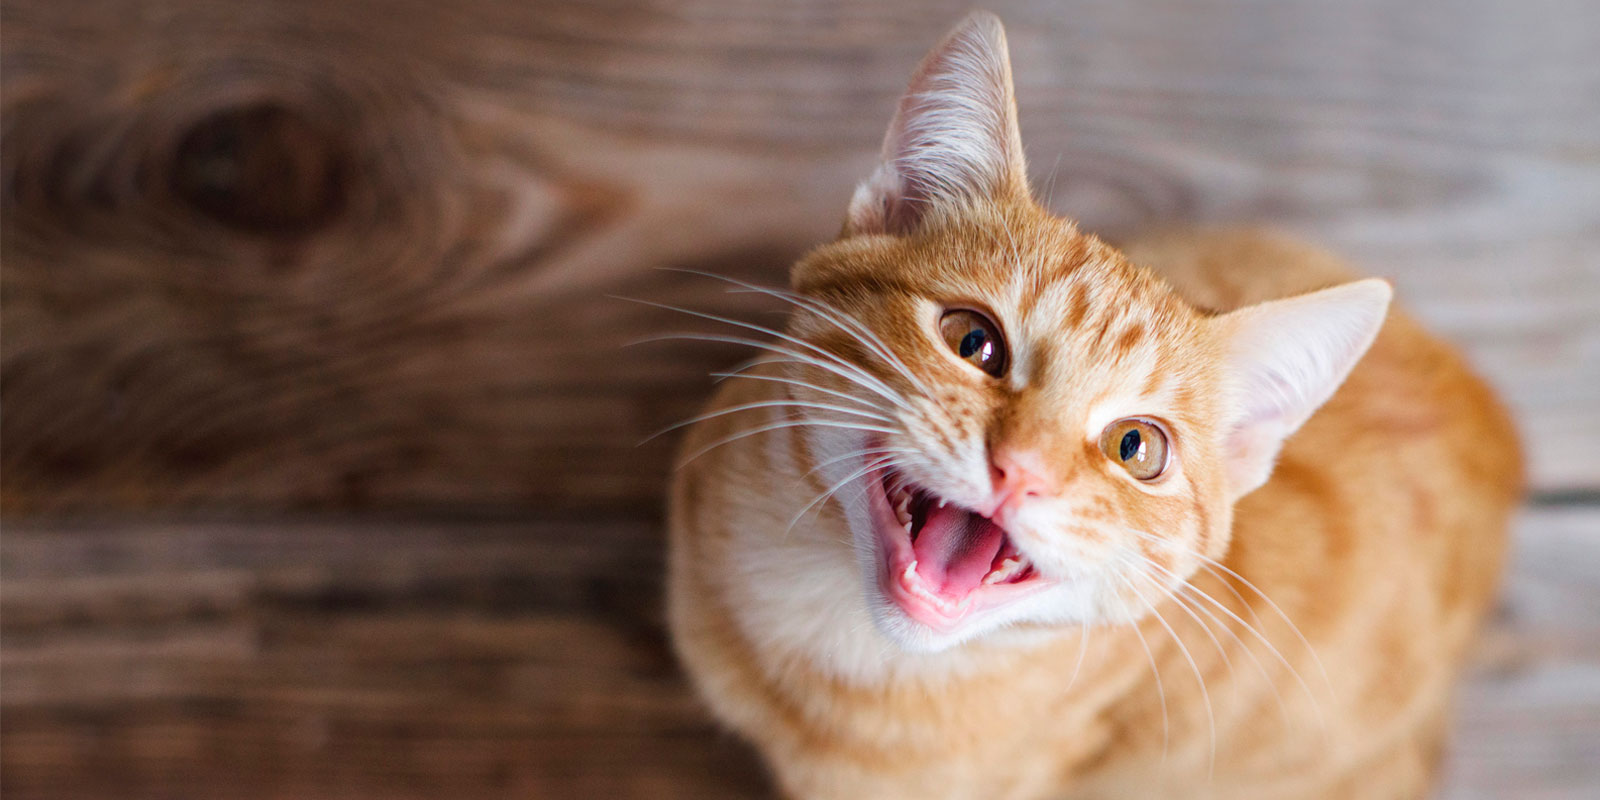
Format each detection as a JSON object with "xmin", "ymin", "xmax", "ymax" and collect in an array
[
  {"xmin": 0, "ymin": 516, "xmax": 770, "ymax": 798},
  {"xmin": 1437, "ymin": 507, "xmax": 1600, "ymax": 800},
  {"xmin": 1, "ymin": 510, "xmax": 1595, "ymax": 799},
  {"xmin": 3, "ymin": 0, "xmax": 1597, "ymax": 513}
]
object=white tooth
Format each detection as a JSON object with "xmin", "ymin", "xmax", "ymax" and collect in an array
[
  {"xmin": 937, "ymin": 498, "xmax": 947, "ymax": 509},
  {"xmin": 984, "ymin": 556, "xmax": 1026, "ymax": 585},
  {"xmin": 903, "ymin": 521, "xmax": 912, "ymax": 534}
]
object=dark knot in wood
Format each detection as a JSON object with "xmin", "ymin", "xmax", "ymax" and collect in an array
[{"xmin": 170, "ymin": 103, "xmax": 350, "ymax": 236}]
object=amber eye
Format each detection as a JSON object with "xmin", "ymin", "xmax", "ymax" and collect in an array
[
  {"xmin": 938, "ymin": 309, "xmax": 1007, "ymax": 377},
  {"xmin": 1099, "ymin": 418, "xmax": 1170, "ymax": 481}
]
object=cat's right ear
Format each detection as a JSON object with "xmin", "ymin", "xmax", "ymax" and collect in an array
[{"xmin": 844, "ymin": 12, "xmax": 1031, "ymax": 237}]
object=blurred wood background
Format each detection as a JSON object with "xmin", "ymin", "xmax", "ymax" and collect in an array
[{"xmin": 2, "ymin": 0, "xmax": 1597, "ymax": 798}]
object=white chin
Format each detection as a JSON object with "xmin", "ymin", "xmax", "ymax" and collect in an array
[{"xmin": 867, "ymin": 603, "xmax": 980, "ymax": 653}]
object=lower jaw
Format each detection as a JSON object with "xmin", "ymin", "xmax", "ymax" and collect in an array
[
  {"xmin": 879, "ymin": 560, "xmax": 970, "ymax": 632},
  {"xmin": 875, "ymin": 556, "xmax": 1049, "ymax": 636},
  {"xmin": 867, "ymin": 488, "xmax": 1049, "ymax": 636}
]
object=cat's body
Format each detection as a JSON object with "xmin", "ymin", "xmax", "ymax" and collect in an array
[{"xmin": 667, "ymin": 14, "xmax": 1520, "ymax": 800}]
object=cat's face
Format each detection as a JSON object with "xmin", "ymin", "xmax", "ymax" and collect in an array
[
  {"xmin": 785, "ymin": 207, "xmax": 1235, "ymax": 651},
  {"xmin": 761, "ymin": 14, "xmax": 1388, "ymax": 652}
]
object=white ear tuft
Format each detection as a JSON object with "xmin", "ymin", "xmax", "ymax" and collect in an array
[
  {"xmin": 845, "ymin": 11, "xmax": 1029, "ymax": 236},
  {"xmin": 1217, "ymin": 278, "xmax": 1393, "ymax": 498}
]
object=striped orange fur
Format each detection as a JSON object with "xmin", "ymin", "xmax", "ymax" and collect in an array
[{"xmin": 667, "ymin": 12, "xmax": 1522, "ymax": 799}]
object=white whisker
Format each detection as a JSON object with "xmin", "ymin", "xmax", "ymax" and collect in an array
[
  {"xmin": 787, "ymin": 453, "xmax": 906, "ymax": 535},
  {"xmin": 675, "ymin": 417, "xmax": 900, "ymax": 469},
  {"xmin": 1161, "ymin": 572, "xmax": 1295, "ymax": 731},
  {"xmin": 658, "ymin": 268, "xmax": 933, "ymax": 400},
  {"xmin": 1115, "ymin": 573, "xmax": 1170, "ymax": 763},
  {"xmin": 1124, "ymin": 551, "xmax": 1249, "ymax": 715},
  {"xmin": 616, "ymin": 296, "xmax": 915, "ymax": 413},
  {"xmin": 1124, "ymin": 530, "xmax": 1327, "ymax": 734},
  {"xmin": 709, "ymin": 368, "xmax": 890, "ymax": 415},
  {"xmin": 1127, "ymin": 529, "xmax": 1332, "ymax": 697},
  {"xmin": 1066, "ymin": 622, "xmax": 1092, "ymax": 693},
  {"xmin": 1120, "ymin": 552, "xmax": 1234, "ymax": 675},
  {"xmin": 804, "ymin": 446, "xmax": 919, "ymax": 479},
  {"xmin": 642, "ymin": 399, "xmax": 892, "ymax": 445},
  {"xmin": 1194, "ymin": 558, "xmax": 1333, "ymax": 698},
  {"xmin": 1121, "ymin": 559, "xmax": 1216, "ymax": 780},
  {"xmin": 634, "ymin": 331, "xmax": 915, "ymax": 414},
  {"xmin": 1173, "ymin": 582, "xmax": 1291, "ymax": 724},
  {"xmin": 1041, "ymin": 151, "xmax": 1065, "ymax": 210}
]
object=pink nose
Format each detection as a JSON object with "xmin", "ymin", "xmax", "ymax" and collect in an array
[{"xmin": 989, "ymin": 447, "xmax": 1054, "ymax": 513}]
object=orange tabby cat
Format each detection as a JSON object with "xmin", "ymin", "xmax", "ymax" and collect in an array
[{"xmin": 666, "ymin": 12, "xmax": 1521, "ymax": 799}]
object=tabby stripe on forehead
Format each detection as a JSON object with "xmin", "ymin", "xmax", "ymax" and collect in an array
[
  {"xmin": 1026, "ymin": 338, "xmax": 1057, "ymax": 380},
  {"xmin": 1140, "ymin": 358, "xmax": 1168, "ymax": 399},
  {"xmin": 1064, "ymin": 282, "xmax": 1091, "ymax": 330},
  {"xmin": 1113, "ymin": 323, "xmax": 1148, "ymax": 360},
  {"xmin": 1086, "ymin": 314, "xmax": 1120, "ymax": 354},
  {"xmin": 1015, "ymin": 264, "xmax": 1051, "ymax": 316}
]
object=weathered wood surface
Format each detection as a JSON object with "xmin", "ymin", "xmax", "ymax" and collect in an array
[
  {"xmin": 0, "ymin": 516, "xmax": 769, "ymax": 798},
  {"xmin": 1, "ymin": 509, "xmax": 1596, "ymax": 799},
  {"xmin": 1436, "ymin": 507, "xmax": 1600, "ymax": 800},
  {"xmin": 3, "ymin": 0, "xmax": 1598, "ymax": 514}
]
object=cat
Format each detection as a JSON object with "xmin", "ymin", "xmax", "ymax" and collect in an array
[{"xmin": 665, "ymin": 11, "xmax": 1522, "ymax": 799}]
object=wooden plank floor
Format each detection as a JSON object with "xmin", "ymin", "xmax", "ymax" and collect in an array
[
  {"xmin": 4, "ymin": 2, "xmax": 1595, "ymax": 797},
  {"xmin": 4, "ymin": 0, "xmax": 1597, "ymax": 513},
  {"xmin": 3, "ymin": 509, "xmax": 1596, "ymax": 799}
]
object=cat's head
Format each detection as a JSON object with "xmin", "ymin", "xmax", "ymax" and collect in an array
[{"xmin": 780, "ymin": 13, "xmax": 1390, "ymax": 652}]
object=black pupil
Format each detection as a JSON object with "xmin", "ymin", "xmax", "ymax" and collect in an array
[
  {"xmin": 1119, "ymin": 429, "xmax": 1142, "ymax": 462},
  {"xmin": 959, "ymin": 328, "xmax": 987, "ymax": 359}
]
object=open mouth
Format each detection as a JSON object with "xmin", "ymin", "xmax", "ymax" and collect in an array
[{"xmin": 868, "ymin": 465, "xmax": 1049, "ymax": 632}]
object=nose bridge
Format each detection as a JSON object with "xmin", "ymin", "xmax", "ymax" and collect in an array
[{"xmin": 989, "ymin": 385, "xmax": 1080, "ymax": 484}]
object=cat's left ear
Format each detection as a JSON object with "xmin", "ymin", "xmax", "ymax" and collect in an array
[
  {"xmin": 1214, "ymin": 279, "xmax": 1393, "ymax": 499},
  {"xmin": 844, "ymin": 12, "xmax": 1030, "ymax": 237}
]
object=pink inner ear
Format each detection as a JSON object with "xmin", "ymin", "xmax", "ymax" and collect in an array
[
  {"xmin": 844, "ymin": 11, "xmax": 1026, "ymax": 237},
  {"xmin": 883, "ymin": 179, "xmax": 933, "ymax": 236},
  {"xmin": 1224, "ymin": 417, "xmax": 1294, "ymax": 498},
  {"xmin": 1217, "ymin": 279, "xmax": 1392, "ymax": 498}
]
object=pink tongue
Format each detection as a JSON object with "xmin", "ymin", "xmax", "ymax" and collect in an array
[{"xmin": 912, "ymin": 504, "xmax": 1006, "ymax": 598}]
